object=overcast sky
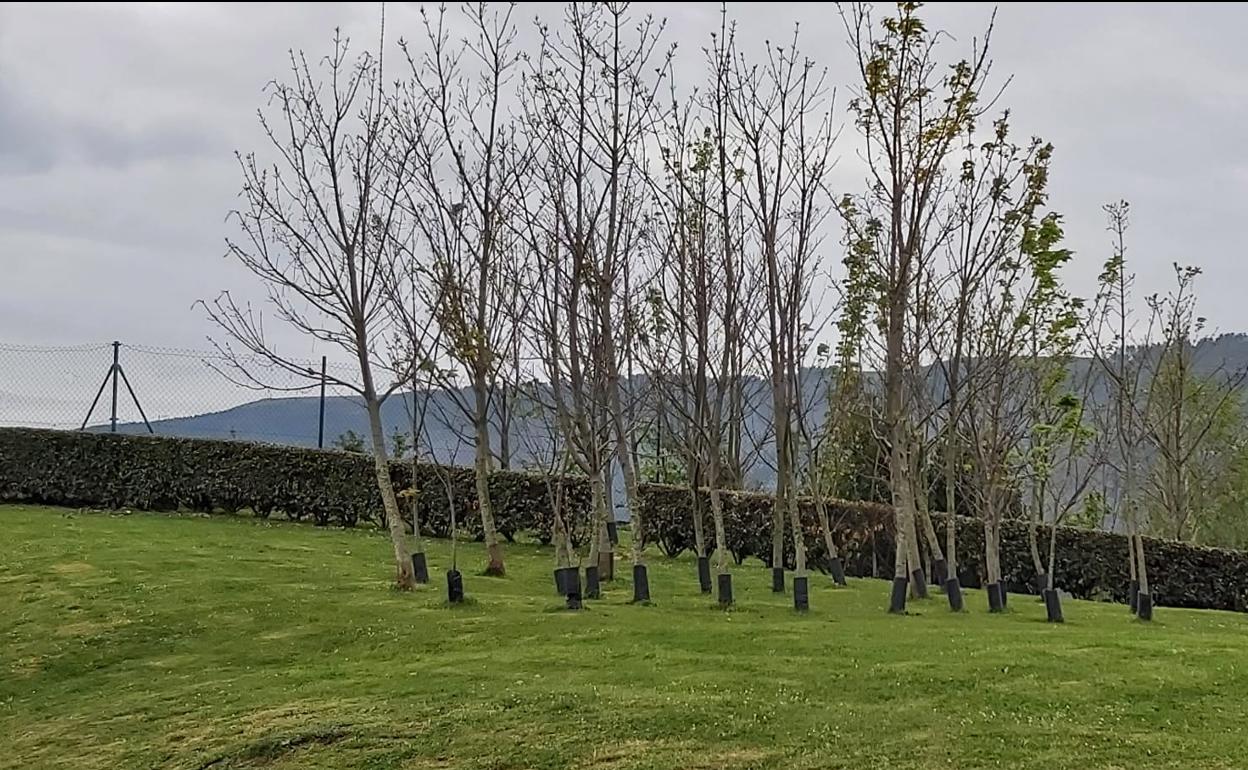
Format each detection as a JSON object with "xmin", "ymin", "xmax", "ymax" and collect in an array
[{"xmin": 3, "ymin": 2, "xmax": 1248, "ymax": 362}]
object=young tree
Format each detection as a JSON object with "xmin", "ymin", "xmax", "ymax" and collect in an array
[
  {"xmin": 204, "ymin": 29, "xmax": 420, "ymax": 589},
  {"xmin": 398, "ymin": 3, "xmax": 531, "ymax": 577},
  {"xmin": 1012, "ymin": 210, "xmax": 1088, "ymax": 621},
  {"xmin": 641, "ymin": 18, "xmax": 759, "ymax": 603},
  {"xmin": 957, "ymin": 134, "xmax": 1065, "ymax": 614},
  {"xmin": 1142, "ymin": 267, "xmax": 1247, "ymax": 543},
  {"xmin": 840, "ymin": 1, "xmax": 998, "ymax": 613},
  {"xmin": 526, "ymin": 2, "xmax": 669, "ymax": 602},
  {"xmin": 929, "ymin": 110, "xmax": 1046, "ymax": 611},
  {"xmin": 1086, "ymin": 202, "xmax": 1156, "ymax": 620},
  {"xmin": 729, "ymin": 22, "xmax": 836, "ymax": 611}
]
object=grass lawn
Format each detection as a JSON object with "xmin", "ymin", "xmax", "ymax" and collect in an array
[{"xmin": 3, "ymin": 505, "xmax": 1248, "ymax": 769}]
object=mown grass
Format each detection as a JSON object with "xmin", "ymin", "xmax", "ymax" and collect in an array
[{"xmin": 3, "ymin": 504, "xmax": 1248, "ymax": 769}]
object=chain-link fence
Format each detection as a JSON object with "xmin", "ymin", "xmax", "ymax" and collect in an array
[{"xmin": 0, "ymin": 341, "xmax": 372, "ymax": 448}]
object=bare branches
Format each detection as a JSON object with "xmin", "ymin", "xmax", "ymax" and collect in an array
[{"xmin": 208, "ymin": 26, "xmax": 420, "ymax": 589}]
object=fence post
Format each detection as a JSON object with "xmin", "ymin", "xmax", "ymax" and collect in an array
[
  {"xmin": 109, "ymin": 341, "xmax": 120, "ymax": 433},
  {"xmin": 317, "ymin": 355, "xmax": 327, "ymax": 448}
]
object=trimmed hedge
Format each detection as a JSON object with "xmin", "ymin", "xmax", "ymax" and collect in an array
[
  {"xmin": 636, "ymin": 483, "xmax": 892, "ymax": 576},
  {"xmin": 638, "ymin": 481, "xmax": 1248, "ymax": 613},
  {"xmin": 0, "ymin": 427, "xmax": 590, "ymax": 542}
]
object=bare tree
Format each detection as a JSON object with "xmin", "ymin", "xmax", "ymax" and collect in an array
[
  {"xmin": 729, "ymin": 20, "xmax": 837, "ymax": 612},
  {"xmin": 638, "ymin": 15, "xmax": 760, "ymax": 605},
  {"xmin": 525, "ymin": 2, "xmax": 669, "ymax": 602},
  {"xmin": 204, "ymin": 29, "xmax": 420, "ymax": 589},
  {"xmin": 1086, "ymin": 201, "xmax": 1156, "ymax": 620},
  {"xmin": 1089, "ymin": 251, "xmax": 1246, "ymax": 622},
  {"xmin": 397, "ymin": 2, "xmax": 530, "ymax": 577}
]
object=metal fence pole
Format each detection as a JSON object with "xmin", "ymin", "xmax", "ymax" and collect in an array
[
  {"xmin": 109, "ymin": 341, "xmax": 120, "ymax": 433},
  {"xmin": 317, "ymin": 355, "xmax": 327, "ymax": 448}
]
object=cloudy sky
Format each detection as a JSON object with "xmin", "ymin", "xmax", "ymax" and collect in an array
[{"xmin": 3, "ymin": 1, "xmax": 1247, "ymax": 362}]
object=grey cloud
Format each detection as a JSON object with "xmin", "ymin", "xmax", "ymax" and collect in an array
[
  {"xmin": 1, "ymin": 1, "xmax": 1248, "ymax": 354},
  {"xmin": 0, "ymin": 81, "xmax": 224, "ymax": 177}
]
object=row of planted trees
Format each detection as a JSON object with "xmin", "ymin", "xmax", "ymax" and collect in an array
[{"xmin": 207, "ymin": 2, "xmax": 1244, "ymax": 621}]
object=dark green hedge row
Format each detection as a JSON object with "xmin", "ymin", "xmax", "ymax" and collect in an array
[
  {"xmin": 636, "ymin": 482, "xmax": 892, "ymax": 576},
  {"xmin": 638, "ymin": 482, "xmax": 1248, "ymax": 613},
  {"xmin": 935, "ymin": 515, "xmax": 1248, "ymax": 612},
  {"xmin": 0, "ymin": 428, "xmax": 591, "ymax": 542}
]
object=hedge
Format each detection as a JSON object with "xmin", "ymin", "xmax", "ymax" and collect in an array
[
  {"xmin": 636, "ymin": 482, "xmax": 893, "ymax": 577},
  {"xmin": 0, "ymin": 427, "xmax": 591, "ymax": 542},
  {"xmin": 637, "ymin": 482, "xmax": 1248, "ymax": 613}
]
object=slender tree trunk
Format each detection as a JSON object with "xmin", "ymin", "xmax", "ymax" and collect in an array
[
  {"xmin": 889, "ymin": 439, "xmax": 914, "ymax": 612},
  {"xmin": 787, "ymin": 486, "xmax": 807, "ymax": 577},
  {"xmin": 908, "ymin": 444, "xmax": 944, "ymax": 569},
  {"xmin": 689, "ymin": 473, "xmax": 707, "ymax": 558},
  {"xmin": 409, "ymin": 453, "xmax": 423, "ymax": 550},
  {"xmin": 771, "ymin": 492, "xmax": 786, "ymax": 571},
  {"xmin": 905, "ymin": 498, "xmax": 925, "ymax": 598},
  {"xmin": 1134, "ymin": 531, "xmax": 1150, "ymax": 595},
  {"xmin": 768, "ymin": 329, "xmax": 790, "ymax": 576},
  {"xmin": 708, "ymin": 448, "xmax": 733, "ymax": 605},
  {"xmin": 499, "ymin": 398, "xmax": 512, "ymax": 471},
  {"xmin": 770, "ymin": 413, "xmax": 788, "ymax": 576},
  {"xmin": 1127, "ymin": 522, "xmax": 1138, "ymax": 584},
  {"xmin": 814, "ymin": 497, "xmax": 840, "ymax": 563},
  {"xmin": 709, "ymin": 486, "xmax": 729, "ymax": 573},
  {"xmin": 890, "ymin": 445, "xmax": 913, "ymax": 581},
  {"xmin": 473, "ymin": 377, "xmax": 504, "ymax": 576},
  {"xmin": 552, "ymin": 505, "xmax": 572, "ymax": 569},
  {"xmin": 365, "ymin": 396, "xmax": 414, "ymax": 590},
  {"xmin": 984, "ymin": 514, "xmax": 1002, "ymax": 584},
  {"xmin": 1046, "ymin": 520, "xmax": 1059, "ymax": 585},
  {"xmin": 589, "ymin": 468, "xmax": 608, "ymax": 576},
  {"xmin": 914, "ymin": 481, "xmax": 944, "ymax": 571},
  {"xmin": 944, "ymin": 445, "xmax": 958, "ymax": 578},
  {"xmin": 608, "ymin": 398, "xmax": 645, "ymax": 569},
  {"xmin": 1027, "ymin": 516, "xmax": 1044, "ymax": 579}
]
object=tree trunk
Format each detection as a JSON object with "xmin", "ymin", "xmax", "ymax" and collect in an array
[
  {"xmin": 473, "ymin": 388, "xmax": 504, "ymax": 576},
  {"xmin": 498, "ymin": 393, "xmax": 512, "ymax": 471},
  {"xmin": 709, "ymin": 486, "xmax": 729, "ymax": 573},
  {"xmin": 771, "ymin": 496, "xmax": 786, "ymax": 571},
  {"xmin": 914, "ymin": 481, "xmax": 944, "ymax": 574},
  {"xmin": 1134, "ymin": 531, "xmax": 1150, "ymax": 595},
  {"xmin": 1027, "ymin": 513, "xmax": 1044, "ymax": 582},
  {"xmin": 904, "ymin": 500, "xmax": 925, "ymax": 598},
  {"xmin": 814, "ymin": 496, "xmax": 840, "ymax": 563},
  {"xmin": 689, "ymin": 480, "xmax": 707, "ymax": 558},
  {"xmin": 771, "ymin": 437, "xmax": 786, "ymax": 574},
  {"xmin": 551, "ymin": 490, "xmax": 573, "ymax": 570},
  {"xmin": 984, "ymin": 512, "xmax": 1002, "ymax": 587},
  {"xmin": 1127, "ymin": 523, "xmax": 1138, "ymax": 583},
  {"xmin": 889, "ymin": 438, "xmax": 914, "ymax": 612},
  {"xmin": 588, "ymin": 468, "xmax": 608, "ymax": 577},
  {"xmin": 1046, "ymin": 519, "xmax": 1059, "ymax": 586},
  {"xmin": 409, "ymin": 454, "xmax": 423, "ymax": 549},
  {"xmin": 787, "ymin": 488, "xmax": 807, "ymax": 577},
  {"xmin": 366, "ymin": 397, "xmax": 414, "ymax": 590},
  {"xmin": 908, "ymin": 446, "xmax": 944, "ymax": 569},
  {"xmin": 944, "ymin": 445, "xmax": 958, "ymax": 580}
]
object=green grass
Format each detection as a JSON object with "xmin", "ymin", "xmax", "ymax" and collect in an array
[{"xmin": 3, "ymin": 505, "xmax": 1248, "ymax": 769}]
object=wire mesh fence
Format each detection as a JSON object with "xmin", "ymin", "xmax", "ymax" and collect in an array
[{"xmin": 0, "ymin": 341, "xmax": 370, "ymax": 448}]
